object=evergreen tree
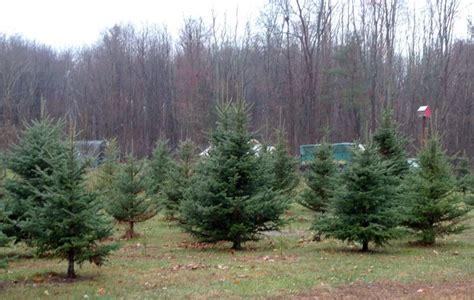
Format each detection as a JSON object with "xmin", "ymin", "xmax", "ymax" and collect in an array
[
  {"xmin": 148, "ymin": 140, "xmax": 174, "ymax": 196},
  {"xmin": 313, "ymin": 145, "xmax": 402, "ymax": 252},
  {"xmin": 180, "ymin": 101, "xmax": 290, "ymax": 250},
  {"xmin": 402, "ymin": 134, "xmax": 470, "ymax": 245},
  {"xmin": 3, "ymin": 118, "xmax": 66, "ymax": 242},
  {"xmin": 161, "ymin": 139, "xmax": 197, "ymax": 219},
  {"xmin": 22, "ymin": 139, "xmax": 116, "ymax": 278},
  {"xmin": 96, "ymin": 139, "xmax": 120, "ymax": 191},
  {"xmin": 108, "ymin": 154, "xmax": 158, "ymax": 239},
  {"xmin": 453, "ymin": 152, "xmax": 474, "ymax": 195},
  {"xmin": 373, "ymin": 110, "xmax": 409, "ymax": 177},
  {"xmin": 299, "ymin": 141, "xmax": 338, "ymax": 213},
  {"xmin": 0, "ymin": 153, "xmax": 5, "ymax": 199},
  {"xmin": 0, "ymin": 154, "xmax": 11, "ymax": 268},
  {"xmin": 269, "ymin": 127, "xmax": 299, "ymax": 194},
  {"xmin": 0, "ymin": 211, "xmax": 11, "ymax": 268}
]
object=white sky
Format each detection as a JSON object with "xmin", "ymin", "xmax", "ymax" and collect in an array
[
  {"xmin": 0, "ymin": 0, "xmax": 472, "ymax": 50},
  {"xmin": 0, "ymin": 0, "xmax": 266, "ymax": 50}
]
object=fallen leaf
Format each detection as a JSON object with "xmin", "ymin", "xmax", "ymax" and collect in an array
[
  {"xmin": 97, "ymin": 288, "xmax": 106, "ymax": 295},
  {"xmin": 44, "ymin": 290, "xmax": 49, "ymax": 296},
  {"xmin": 32, "ymin": 273, "xmax": 44, "ymax": 283}
]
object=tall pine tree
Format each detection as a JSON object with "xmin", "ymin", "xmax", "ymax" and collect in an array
[
  {"xmin": 373, "ymin": 110, "xmax": 409, "ymax": 178},
  {"xmin": 180, "ymin": 101, "xmax": 290, "ymax": 250},
  {"xmin": 22, "ymin": 139, "xmax": 116, "ymax": 278},
  {"xmin": 108, "ymin": 154, "xmax": 158, "ymax": 239},
  {"xmin": 3, "ymin": 117, "xmax": 66, "ymax": 242},
  {"xmin": 403, "ymin": 134, "xmax": 470, "ymax": 245},
  {"xmin": 313, "ymin": 145, "xmax": 402, "ymax": 252}
]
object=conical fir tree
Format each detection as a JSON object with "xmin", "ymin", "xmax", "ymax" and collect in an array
[
  {"xmin": 269, "ymin": 127, "xmax": 299, "ymax": 194},
  {"xmin": 108, "ymin": 154, "xmax": 158, "ymax": 239},
  {"xmin": 373, "ymin": 110, "xmax": 409, "ymax": 178},
  {"xmin": 313, "ymin": 145, "xmax": 402, "ymax": 252},
  {"xmin": 299, "ymin": 141, "xmax": 338, "ymax": 213},
  {"xmin": 0, "ymin": 207, "xmax": 12, "ymax": 268},
  {"xmin": 148, "ymin": 140, "xmax": 174, "ymax": 197},
  {"xmin": 403, "ymin": 134, "xmax": 470, "ymax": 245},
  {"xmin": 22, "ymin": 139, "xmax": 116, "ymax": 278},
  {"xmin": 162, "ymin": 139, "xmax": 197, "ymax": 219},
  {"xmin": 0, "ymin": 153, "xmax": 5, "ymax": 202},
  {"xmin": 0, "ymin": 154, "xmax": 12, "ymax": 268},
  {"xmin": 3, "ymin": 117, "xmax": 66, "ymax": 242},
  {"xmin": 180, "ymin": 101, "xmax": 290, "ymax": 250},
  {"xmin": 454, "ymin": 152, "xmax": 474, "ymax": 195},
  {"xmin": 96, "ymin": 138, "xmax": 120, "ymax": 194}
]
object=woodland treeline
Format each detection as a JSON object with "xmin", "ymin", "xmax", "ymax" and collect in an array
[{"xmin": 0, "ymin": 0, "xmax": 473, "ymax": 157}]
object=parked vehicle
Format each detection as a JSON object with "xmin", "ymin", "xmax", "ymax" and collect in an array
[{"xmin": 299, "ymin": 143, "xmax": 364, "ymax": 166}]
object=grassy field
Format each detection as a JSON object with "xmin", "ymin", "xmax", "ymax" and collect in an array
[{"xmin": 0, "ymin": 203, "xmax": 473, "ymax": 299}]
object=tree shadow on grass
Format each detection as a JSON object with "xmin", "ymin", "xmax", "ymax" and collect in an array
[
  {"xmin": 404, "ymin": 239, "xmax": 467, "ymax": 250},
  {"xmin": 7, "ymin": 271, "xmax": 100, "ymax": 286},
  {"xmin": 311, "ymin": 239, "xmax": 405, "ymax": 256}
]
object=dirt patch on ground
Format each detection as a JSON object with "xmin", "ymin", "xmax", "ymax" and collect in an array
[{"xmin": 286, "ymin": 277, "xmax": 474, "ymax": 299}]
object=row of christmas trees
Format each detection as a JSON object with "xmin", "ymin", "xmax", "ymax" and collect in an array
[{"xmin": 0, "ymin": 101, "xmax": 472, "ymax": 278}]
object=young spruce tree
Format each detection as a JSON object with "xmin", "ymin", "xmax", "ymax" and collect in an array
[
  {"xmin": 268, "ymin": 127, "xmax": 299, "ymax": 194},
  {"xmin": 0, "ymin": 155, "xmax": 11, "ymax": 268},
  {"xmin": 3, "ymin": 117, "xmax": 66, "ymax": 242},
  {"xmin": 313, "ymin": 145, "xmax": 402, "ymax": 252},
  {"xmin": 454, "ymin": 152, "xmax": 474, "ymax": 195},
  {"xmin": 162, "ymin": 139, "xmax": 197, "ymax": 219},
  {"xmin": 22, "ymin": 139, "xmax": 116, "ymax": 278},
  {"xmin": 148, "ymin": 140, "xmax": 174, "ymax": 197},
  {"xmin": 299, "ymin": 141, "xmax": 338, "ymax": 213},
  {"xmin": 0, "ymin": 160, "xmax": 12, "ymax": 267},
  {"xmin": 108, "ymin": 154, "xmax": 158, "ymax": 239},
  {"xmin": 403, "ymin": 134, "xmax": 470, "ymax": 245},
  {"xmin": 0, "ymin": 207, "xmax": 11, "ymax": 268},
  {"xmin": 96, "ymin": 138, "xmax": 120, "ymax": 194},
  {"xmin": 373, "ymin": 110, "xmax": 409, "ymax": 178},
  {"xmin": 180, "ymin": 101, "xmax": 290, "ymax": 250}
]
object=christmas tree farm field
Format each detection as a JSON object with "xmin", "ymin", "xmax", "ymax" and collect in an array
[{"xmin": 1, "ymin": 204, "xmax": 473, "ymax": 299}]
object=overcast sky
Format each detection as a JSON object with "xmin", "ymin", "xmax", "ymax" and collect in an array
[
  {"xmin": 0, "ymin": 0, "xmax": 266, "ymax": 49},
  {"xmin": 0, "ymin": 0, "xmax": 472, "ymax": 50}
]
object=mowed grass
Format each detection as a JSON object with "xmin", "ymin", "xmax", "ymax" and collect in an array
[{"xmin": 1, "ymin": 203, "xmax": 473, "ymax": 299}]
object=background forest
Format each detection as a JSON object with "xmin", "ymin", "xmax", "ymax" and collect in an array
[{"xmin": 0, "ymin": 0, "xmax": 473, "ymax": 159}]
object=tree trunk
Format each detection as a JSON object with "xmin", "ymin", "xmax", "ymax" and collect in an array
[
  {"xmin": 125, "ymin": 221, "xmax": 135, "ymax": 239},
  {"xmin": 67, "ymin": 252, "xmax": 76, "ymax": 279},
  {"xmin": 361, "ymin": 240, "xmax": 369, "ymax": 252},
  {"xmin": 232, "ymin": 239, "xmax": 241, "ymax": 250},
  {"xmin": 421, "ymin": 233, "xmax": 436, "ymax": 245}
]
